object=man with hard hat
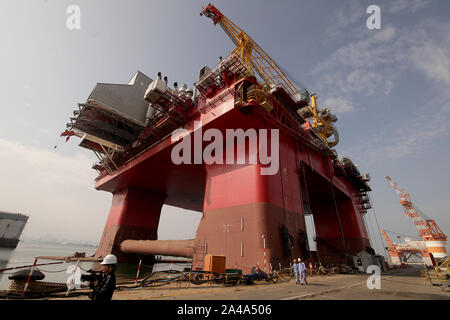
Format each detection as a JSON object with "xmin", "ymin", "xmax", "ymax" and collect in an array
[
  {"xmin": 88, "ymin": 254, "xmax": 117, "ymax": 301},
  {"xmin": 292, "ymin": 259, "xmax": 299, "ymax": 284},
  {"xmin": 298, "ymin": 258, "xmax": 307, "ymax": 285}
]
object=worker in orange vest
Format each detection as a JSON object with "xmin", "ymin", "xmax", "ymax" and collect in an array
[{"xmin": 292, "ymin": 259, "xmax": 299, "ymax": 284}]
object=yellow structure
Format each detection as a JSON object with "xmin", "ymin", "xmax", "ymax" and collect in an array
[{"xmin": 201, "ymin": 4, "xmax": 339, "ymax": 148}]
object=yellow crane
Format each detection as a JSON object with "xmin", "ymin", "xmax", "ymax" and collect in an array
[{"xmin": 201, "ymin": 4, "xmax": 338, "ymax": 147}]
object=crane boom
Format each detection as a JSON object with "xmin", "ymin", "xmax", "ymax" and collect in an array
[
  {"xmin": 201, "ymin": 4, "xmax": 339, "ymax": 148},
  {"xmin": 385, "ymin": 176, "xmax": 447, "ymax": 242},
  {"xmin": 200, "ymin": 4, "xmax": 297, "ymax": 96},
  {"xmin": 381, "ymin": 229, "xmax": 394, "ymax": 249}
]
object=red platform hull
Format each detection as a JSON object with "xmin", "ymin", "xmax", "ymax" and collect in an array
[{"xmin": 93, "ymin": 87, "xmax": 370, "ymax": 272}]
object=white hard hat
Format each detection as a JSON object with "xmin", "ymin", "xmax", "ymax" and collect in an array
[
  {"xmin": 298, "ymin": 258, "xmax": 302, "ymax": 262},
  {"xmin": 101, "ymin": 254, "xmax": 117, "ymax": 265}
]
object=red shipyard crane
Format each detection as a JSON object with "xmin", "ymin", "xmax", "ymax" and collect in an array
[{"xmin": 385, "ymin": 176, "xmax": 447, "ymax": 262}]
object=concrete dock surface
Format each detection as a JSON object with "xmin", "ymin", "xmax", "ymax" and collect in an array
[{"xmin": 50, "ymin": 265, "xmax": 449, "ymax": 300}]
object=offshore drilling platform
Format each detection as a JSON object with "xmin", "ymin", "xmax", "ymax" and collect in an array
[{"xmin": 61, "ymin": 5, "xmax": 373, "ymax": 273}]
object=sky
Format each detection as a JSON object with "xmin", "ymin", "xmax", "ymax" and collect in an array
[{"xmin": 0, "ymin": 0, "xmax": 449, "ymax": 255}]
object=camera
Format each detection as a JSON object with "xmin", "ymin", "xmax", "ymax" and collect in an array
[{"xmin": 80, "ymin": 269, "xmax": 103, "ymax": 286}]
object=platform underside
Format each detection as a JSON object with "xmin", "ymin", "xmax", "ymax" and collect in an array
[{"xmin": 92, "ymin": 93, "xmax": 371, "ymax": 272}]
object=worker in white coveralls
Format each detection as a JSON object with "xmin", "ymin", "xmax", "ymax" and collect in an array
[
  {"xmin": 298, "ymin": 258, "xmax": 307, "ymax": 285},
  {"xmin": 292, "ymin": 259, "xmax": 299, "ymax": 284}
]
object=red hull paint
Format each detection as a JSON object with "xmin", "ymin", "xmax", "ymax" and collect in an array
[
  {"xmin": 94, "ymin": 188, "xmax": 165, "ymax": 263},
  {"xmin": 93, "ymin": 89, "xmax": 370, "ymax": 272}
]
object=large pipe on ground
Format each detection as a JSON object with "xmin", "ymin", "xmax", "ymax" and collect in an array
[{"xmin": 120, "ymin": 239, "xmax": 196, "ymax": 258}]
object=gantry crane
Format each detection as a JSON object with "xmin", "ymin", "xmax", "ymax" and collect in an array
[
  {"xmin": 200, "ymin": 4, "xmax": 338, "ymax": 147},
  {"xmin": 386, "ymin": 176, "xmax": 447, "ymax": 260}
]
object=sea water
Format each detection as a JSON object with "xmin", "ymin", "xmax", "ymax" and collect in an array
[
  {"xmin": 0, "ymin": 240, "xmax": 190, "ymax": 290},
  {"xmin": 0, "ymin": 240, "xmax": 96, "ymax": 290}
]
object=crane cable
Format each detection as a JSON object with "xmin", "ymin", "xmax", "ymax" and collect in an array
[
  {"xmin": 368, "ymin": 193, "xmax": 389, "ymax": 260},
  {"xmin": 295, "ymin": 142, "xmax": 322, "ymax": 264},
  {"xmin": 277, "ymin": 63, "xmax": 310, "ymax": 93},
  {"xmin": 278, "ymin": 140, "xmax": 287, "ymax": 227},
  {"xmin": 362, "ymin": 209, "xmax": 374, "ymax": 251},
  {"xmin": 383, "ymin": 229, "xmax": 422, "ymax": 240},
  {"xmin": 326, "ymin": 161, "xmax": 351, "ymax": 265}
]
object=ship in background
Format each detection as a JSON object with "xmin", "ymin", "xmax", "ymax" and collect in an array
[{"xmin": 0, "ymin": 211, "xmax": 28, "ymax": 248}]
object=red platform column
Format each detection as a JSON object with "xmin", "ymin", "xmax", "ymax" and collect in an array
[
  {"xmin": 94, "ymin": 188, "xmax": 165, "ymax": 263},
  {"xmin": 194, "ymin": 133, "xmax": 307, "ymax": 273}
]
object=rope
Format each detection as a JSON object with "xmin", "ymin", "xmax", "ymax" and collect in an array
[
  {"xmin": 35, "ymin": 268, "xmax": 69, "ymax": 273},
  {"xmin": 3, "ymin": 266, "xmax": 296, "ymax": 298},
  {"xmin": 277, "ymin": 62, "xmax": 310, "ymax": 92},
  {"xmin": 326, "ymin": 161, "xmax": 350, "ymax": 264},
  {"xmin": 300, "ymin": 161, "xmax": 313, "ymax": 215},
  {"xmin": 133, "ymin": 267, "xmax": 277, "ymax": 289},
  {"xmin": 1, "ymin": 261, "xmax": 80, "ymax": 274},
  {"xmin": 295, "ymin": 141, "xmax": 322, "ymax": 264},
  {"xmin": 363, "ymin": 210, "xmax": 377, "ymax": 255},
  {"xmin": 78, "ymin": 265, "xmax": 94, "ymax": 272},
  {"xmin": 368, "ymin": 193, "xmax": 389, "ymax": 260},
  {"xmin": 0, "ymin": 271, "xmax": 23, "ymax": 275},
  {"xmin": 0, "ymin": 261, "xmax": 66, "ymax": 273},
  {"xmin": 278, "ymin": 142, "xmax": 287, "ymax": 226},
  {"xmin": 383, "ymin": 229, "xmax": 422, "ymax": 240},
  {"xmin": 329, "ymin": 178, "xmax": 350, "ymax": 263}
]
